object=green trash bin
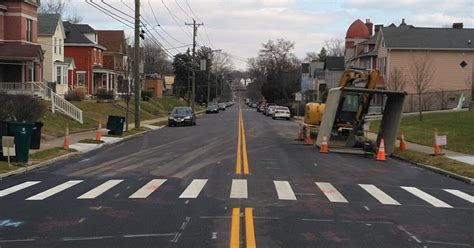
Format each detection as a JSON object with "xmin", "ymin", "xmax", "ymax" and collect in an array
[
  {"xmin": 7, "ymin": 122, "xmax": 34, "ymax": 163},
  {"xmin": 107, "ymin": 116, "xmax": 125, "ymax": 136}
]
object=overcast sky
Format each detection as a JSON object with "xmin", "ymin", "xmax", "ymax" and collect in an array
[{"xmin": 71, "ymin": 0, "xmax": 474, "ymax": 70}]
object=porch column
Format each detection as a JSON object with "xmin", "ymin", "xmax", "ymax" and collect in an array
[{"xmin": 106, "ymin": 73, "xmax": 109, "ymax": 91}]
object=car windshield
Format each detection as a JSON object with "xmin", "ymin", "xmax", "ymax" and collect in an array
[{"xmin": 172, "ymin": 108, "xmax": 191, "ymax": 115}]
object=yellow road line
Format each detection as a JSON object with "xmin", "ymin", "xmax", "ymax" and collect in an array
[
  {"xmin": 241, "ymin": 111, "xmax": 249, "ymax": 175},
  {"xmin": 245, "ymin": 208, "xmax": 256, "ymax": 248},
  {"xmin": 236, "ymin": 110, "xmax": 242, "ymax": 175},
  {"xmin": 230, "ymin": 208, "xmax": 241, "ymax": 248}
]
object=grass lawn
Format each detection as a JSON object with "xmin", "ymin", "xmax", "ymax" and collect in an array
[
  {"xmin": 370, "ymin": 111, "xmax": 474, "ymax": 154},
  {"xmin": 394, "ymin": 149, "xmax": 474, "ymax": 178},
  {"xmin": 0, "ymin": 162, "xmax": 23, "ymax": 174}
]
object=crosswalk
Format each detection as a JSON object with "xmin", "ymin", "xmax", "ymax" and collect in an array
[{"xmin": 1, "ymin": 179, "xmax": 473, "ymax": 208}]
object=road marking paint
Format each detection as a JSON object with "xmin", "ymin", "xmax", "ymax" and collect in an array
[
  {"xmin": 363, "ymin": 205, "xmax": 370, "ymax": 211},
  {"xmin": 359, "ymin": 184, "xmax": 400, "ymax": 205},
  {"xmin": 301, "ymin": 218, "xmax": 335, "ymax": 222},
  {"xmin": 401, "ymin": 186, "xmax": 452, "ymax": 208},
  {"xmin": 212, "ymin": 232, "xmax": 218, "ymax": 239},
  {"xmin": 62, "ymin": 236, "xmax": 113, "ymax": 241},
  {"xmin": 273, "ymin": 181, "xmax": 297, "ymax": 200},
  {"xmin": 241, "ymin": 111, "xmax": 249, "ymax": 175},
  {"xmin": 443, "ymin": 189, "xmax": 474, "ymax": 203},
  {"xmin": 245, "ymin": 208, "xmax": 256, "ymax": 248},
  {"xmin": 236, "ymin": 110, "xmax": 242, "ymax": 175},
  {"xmin": 230, "ymin": 179, "xmax": 248, "ymax": 198},
  {"xmin": 230, "ymin": 208, "xmax": 240, "ymax": 248},
  {"xmin": 123, "ymin": 233, "xmax": 176, "ymax": 238},
  {"xmin": 26, "ymin": 180, "xmax": 83, "ymax": 200},
  {"xmin": 77, "ymin": 180, "xmax": 123, "ymax": 199},
  {"xmin": 315, "ymin": 182, "xmax": 348, "ymax": 203},
  {"xmin": 0, "ymin": 239, "xmax": 36, "ymax": 243},
  {"xmin": 129, "ymin": 179, "xmax": 167, "ymax": 199},
  {"xmin": 78, "ymin": 218, "xmax": 85, "ymax": 223},
  {"xmin": 426, "ymin": 240, "xmax": 472, "ymax": 247},
  {"xmin": 179, "ymin": 179, "xmax": 208, "ymax": 199},
  {"xmin": 0, "ymin": 181, "xmax": 41, "ymax": 197},
  {"xmin": 397, "ymin": 225, "xmax": 422, "ymax": 243}
]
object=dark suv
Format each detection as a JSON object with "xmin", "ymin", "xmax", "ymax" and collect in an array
[{"xmin": 168, "ymin": 107, "xmax": 196, "ymax": 126}]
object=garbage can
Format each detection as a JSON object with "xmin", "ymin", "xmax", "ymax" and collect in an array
[
  {"xmin": 7, "ymin": 122, "xmax": 34, "ymax": 163},
  {"xmin": 30, "ymin": 122, "xmax": 43, "ymax": 149},
  {"xmin": 106, "ymin": 115, "xmax": 126, "ymax": 136}
]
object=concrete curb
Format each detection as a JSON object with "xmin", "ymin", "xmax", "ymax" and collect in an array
[{"xmin": 392, "ymin": 154, "xmax": 474, "ymax": 185}]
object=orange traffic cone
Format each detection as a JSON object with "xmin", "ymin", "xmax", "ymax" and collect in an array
[
  {"xmin": 319, "ymin": 135, "xmax": 329, "ymax": 153},
  {"xmin": 296, "ymin": 123, "xmax": 304, "ymax": 141},
  {"xmin": 376, "ymin": 138, "xmax": 386, "ymax": 161},
  {"xmin": 63, "ymin": 126, "xmax": 70, "ymax": 150},
  {"xmin": 304, "ymin": 127, "xmax": 313, "ymax": 145},
  {"xmin": 433, "ymin": 128, "xmax": 441, "ymax": 156},
  {"xmin": 95, "ymin": 122, "xmax": 102, "ymax": 141},
  {"xmin": 399, "ymin": 132, "xmax": 407, "ymax": 151}
]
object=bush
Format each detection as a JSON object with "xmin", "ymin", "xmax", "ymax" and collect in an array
[
  {"xmin": 0, "ymin": 93, "xmax": 45, "ymax": 122},
  {"xmin": 141, "ymin": 90, "xmax": 153, "ymax": 101},
  {"xmin": 95, "ymin": 88, "xmax": 115, "ymax": 100},
  {"xmin": 65, "ymin": 88, "xmax": 85, "ymax": 101}
]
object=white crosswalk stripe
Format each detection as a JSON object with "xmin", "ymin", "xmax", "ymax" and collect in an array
[
  {"xmin": 230, "ymin": 179, "xmax": 248, "ymax": 198},
  {"xmin": 179, "ymin": 179, "xmax": 207, "ymax": 199},
  {"xmin": 315, "ymin": 182, "xmax": 348, "ymax": 203},
  {"xmin": 359, "ymin": 184, "xmax": 400, "ymax": 205},
  {"xmin": 443, "ymin": 189, "xmax": 474, "ymax": 204},
  {"xmin": 26, "ymin": 180, "xmax": 83, "ymax": 201},
  {"xmin": 274, "ymin": 181, "xmax": 297, "ymax": 200},
  {"xmin": 0, "ymin": 181, "xmax": 41, "ymax": 198},
  {"xmin": 77, "ymin": 180, "xmax": 123, "ymax": 199},
  {"xmin": 129, "ymin": 179, "xmax": 167, "ymax": 199},
  {"xmin": 401, "ymin": 186, "xmax": 453, "ymax": 208}
]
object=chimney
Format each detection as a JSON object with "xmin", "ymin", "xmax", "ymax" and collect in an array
[
  {"xmin": 374, "ymin": 24, "xmax": 383, "ymax": 32},
  {"xmin": 452, "ymin": 23, "xmax": 464, "ymax": 29},
  {"xmin": 400, "ymin": 18, "xmax": 407, "ymax": 26},
  {"xmin": 365, "ymin": 19, "xmax": 373, "ymax": 36}
]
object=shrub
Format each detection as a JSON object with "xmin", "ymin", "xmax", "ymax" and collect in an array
[
  {"xmin": 95, "ymin": 88, "xmax": 115, "ymax": 100},
  {"xmin": 141, "ymin": 90, "xmax": 153, "ymax": 101},
  {"xmin": 0, "ymin": 94, "xmax": 46, "ymax": 122},
  {"xmin": 64, "ymin": 88, "xmax": 86, "ymax": 101}
]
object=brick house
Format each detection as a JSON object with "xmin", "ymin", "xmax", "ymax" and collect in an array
[
  {"xmin": 96, "ymin": 30, "xmax": 127, "ymax": 95},
  {"xmin": 63, "ymin": 21, "xmax": 106, "ymax": 95},
  {"xmin": 0, "ymin": 0, "xmax": 43, "ymax": 92}
]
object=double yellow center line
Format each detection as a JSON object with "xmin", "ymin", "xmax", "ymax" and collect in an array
[
  {"xmin": 236, "ymin": 109, "xmax": 249, "ymax": 175},
  {"xmin": 230, "ymin": 208, "xmax": 256, "ymax": 248}
]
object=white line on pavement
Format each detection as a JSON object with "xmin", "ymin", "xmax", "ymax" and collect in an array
[
  {"xmin": 443, "ymin": 189, "xmax": 474, "ymax": 204},
  {"xmin": 274, "ymin": 181, "xmax": 297, "ymax": 200},
  {"xmin": 179, "ymin": 179, "xmax": 208, "ymax": 199},
  {"xmin": 129, "ymin": 179, "xmax": 167, "ymax": 199},
  {"xmin": 315, "ymin": 182, "xmax": 348, "ymax": 203},
  {"xmin": 359, "ymin": 184, "xmax": 400, "ymax": 205},
  {"xmin": 401, "ymin": 186, "xmax": 452, "ymax": 208},
  {"xmin": 26, "ymin": 180, "xmax": 83, "ymax": 200},
  {"xmin": 230, "ymin": 179, "xmax": 248, "ymax": 199},
  {"xmin": 0, "ymin": 181, "xmax": 41, "ymax": 198},
  {"xmin": 77, "ymin": 180, "xmax": 123, "ymax": 199}
]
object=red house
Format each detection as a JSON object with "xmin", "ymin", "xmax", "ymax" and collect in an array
[
  {"xmin": 63, "ymin": 21, "xmax": 106, "ymax": 95},
  {"xmin": 0, "ymin": 0, "xmax": 43, "ymax": 91},
  {"xmin": 96, "ymin": 30, "xmax": 127, "ymax": 95}
]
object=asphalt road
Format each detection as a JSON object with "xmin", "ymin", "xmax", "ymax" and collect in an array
[{"xmin": 0, "ymin": 96, "xmax": 473, "ymax": 248}]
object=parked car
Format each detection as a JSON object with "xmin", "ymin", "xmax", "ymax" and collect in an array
[
  {"xmin": 206, "ymin": 103, "xmax": 219, "ymax": 114},
  {"xmin": 218, "ymin": 103, "xmax": 227, "ymax": 110},
  {"xmin": 257, "ymin": 104, "xmax": 265, "ymax": 112},
  {"xmin": 272, "ymin": 106, "xmax": 291, "ymax": 120},
  {"xmin": 168, "ymin": 107, "xmax": 196, "ymax": 126},
  {"xmin": 263, "ymin": 103, "xmax": 275, "ymax": 115},
  {"xmin": 266, "ymin": 105, "xmax": 277, "ymax": 116},
  {"xmin": 251, "ymin": 102, "xmax": 258, "ymax": 108}
]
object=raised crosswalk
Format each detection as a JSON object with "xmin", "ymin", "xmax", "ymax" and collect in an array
[{"xmin": 1, "ymin": 179, "xmax": 472, "ymax": 209}]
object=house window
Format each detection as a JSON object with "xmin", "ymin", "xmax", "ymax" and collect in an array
[
  {"xmin": 26, "ymin": 19, "xmax": 33, "ymax": 42},
  {"xmin": 54, "ymin": 38, "xmax": 57, "ymax": 54},
  {"xmin": 59, "ymin": 39, "xmax": 62, "ymax": 54},
  {"xmin": 77, "ymin": 72, "xmax": 85, "ymax": 86},
  {"xmin": 62, "ymin": 67, "xmax": 68, "ymax": 84},
  {"xmin": 56, "ymin": 66, "xmax": 62, "ymax": 84},
  {"xmin": 94, "ymin": 49, "xmax": 97, "ymax": 64}
]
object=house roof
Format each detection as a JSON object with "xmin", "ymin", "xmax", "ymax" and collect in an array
[
  {"xmin": 63, "ymin": 22, "xmax": 106, "ymax": 50},
  {"xmin": 96, "ymin": 30, "xmax": 125, "ymax": 53},
  {"xmin": 381, "ymin": 26, "xmax": 474, "ymax": 50},
  {"xmin": 0, "ymin": 43, "xmax": 43, "ymax": 60},
  {"xmin": 74, "ymin": 24, "xmax": 96, "ymax": 34},
  {"xmin": 38, "ymin": 14, "xmax": 60, "ymax": 36},
  {"xmin": 346, "ymin": 19, "xmax": 371, "ymax": 39},
  {"xmin": 361, "ymin": 31, "xmax": 378, "ymax": 45},
  {"xmin": 324, "ymin": 56, "xmax": 344, "ymax": 70}
]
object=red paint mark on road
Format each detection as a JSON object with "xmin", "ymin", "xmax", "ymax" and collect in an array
[
  {"xmin": 37, "ymin": 218, "xmax": 80, "ymax": 232},
  {"xmin": 321, "ymin": 231, "xmax": 348, "ymax": 243},
  {"xmin": 301, "ymin": 232, "xmax": 316, "ymax": 241},
  {"xmin": 144, "ymin": 185, "xmax": 160, "ymax": 190}
]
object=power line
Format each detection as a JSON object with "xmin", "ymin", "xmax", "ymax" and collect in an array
[
  {"xmin": 174, "ymin": 0, "xmax": 193, "ymax": 20},
  {"xmin": 184, "ymin": 0, "xmax": 215, "ymax": 49},
  {"xmin": 147, "ymin": 0, "xmax": 187, "ymax": 46},
  {"xmin": 160, "ymin": 0, "xmax": 192, "ymax": 38},
  {"xmin": 85, "ymin": 0, "xmax": 133, "ymax": 28}
]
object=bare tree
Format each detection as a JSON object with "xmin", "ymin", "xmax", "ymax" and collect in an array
[
  {"xmin": 304, "ymin": 52, "xmax": 318, "ymax": 62},
  {"xmin": 387, "ymin": 66, "xmax": 407, "ymax": 91},
  {"xmin": 143, "ymin": 40, "xmax": 172, "ymax": 75},
  {"xmin": 324, "ymin": 38, "xmax": 345, "ymax": 56},
  {"xmin": 409, "ymin": 53, "xmax": 435, "ymax": 121},
  {"xmin": 65, "ymin": 9, "xmax": 83, "ymax": 24},
  {"xmin": 38, "ymin": 0, "xmax": 83, "ymax": 24}
]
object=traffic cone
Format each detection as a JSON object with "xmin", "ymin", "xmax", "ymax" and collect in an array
[
  {"xmin": 319, "ymin": 135, "xmax": 329, "ymax": 153},
  {"xmin": 433, "ymin": 128, "xmax": 441, "ymax": 156},
  {"xmin": 304, "ymin": 127, "xmax": 313, "ymax": 145},
  {"xmin": 399, "ymin": 132, "xmax": 407, "ymax": 151},
  {"xmin": 296, "ymin": 123, "xmax": 304, "ymax": 141},
  {"xmin": 376, "ymin": 138, "xmax": 386, "ymax": 161},
  {"xmin": 96, "ymin": 122, "xmax": 102, "ymax": 141},
  {"xmin": 63, "ymin": 125, "xmax": 70, "ymax": 150}
]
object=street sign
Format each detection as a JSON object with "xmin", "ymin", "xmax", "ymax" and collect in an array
[
  {"xmin": 295, "ymin": 92, "xmax": 302, "ymax": 101},
  {"xmin": 200, "ymin": 59, "xmax": 206, "ymax": 71},
  {"xmin": 436, "ymin": 135, "xmax": 447, "ymax": 146},
  {"xmin": 363, "ymin": 122, "xmax": 370, "ymax": 132},
  {"xmin": 2, "ymin": 136, "xmax": 15, "ymax": 166}
]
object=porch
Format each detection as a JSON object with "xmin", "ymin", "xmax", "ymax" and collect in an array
[{"xmin": 93, "ymin": 68, "xmax": 122, "ymax": 96}]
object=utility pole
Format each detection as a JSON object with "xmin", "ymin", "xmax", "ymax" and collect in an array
[
  {"xmin": 133, "ymin": 0, "xmax": 141, "ymax": 128},
  {"xmin": 185, "ymin": 19, "xmax": 203, "ymax": 111}
]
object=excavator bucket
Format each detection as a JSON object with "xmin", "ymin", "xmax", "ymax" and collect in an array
[{"xmin": 315, "ymin": 87, "xmax": 406, "ymax": 154}]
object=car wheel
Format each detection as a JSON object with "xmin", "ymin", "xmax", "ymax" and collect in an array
[
  {"xmin": 272, "ymin": 116, "xmax": 275, "ymax": 119},
  {"xmin": 286, "ymin": 117, "xmax": 290, "ymax": 120}
]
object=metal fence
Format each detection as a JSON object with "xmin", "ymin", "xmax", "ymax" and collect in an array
[{"xmin": 405, "ymin": 89, "xmax": 471, "ymax": 112}]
